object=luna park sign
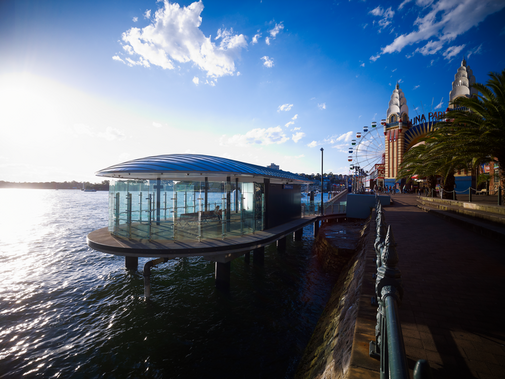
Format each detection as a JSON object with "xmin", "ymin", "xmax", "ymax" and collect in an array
[{"xmin": 411, "ymin": 111, "xmax": 446, "ymax": 126}]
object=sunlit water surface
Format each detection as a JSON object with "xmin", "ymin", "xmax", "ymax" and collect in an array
[{"xmin": 0, "ymin": 189, "xmax": 337, "ymax": 378}]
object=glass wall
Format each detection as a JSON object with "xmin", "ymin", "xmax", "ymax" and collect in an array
[{"xmin": 108, "ymin": 179, "xmax": 264, "ymax": 242}]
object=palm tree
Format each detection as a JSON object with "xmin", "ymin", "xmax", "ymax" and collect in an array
[
  {"xmin": 438, "ymin": 69, "xmax": 505, "ymax": 201},
  {"xmin": 397, "ymin": 134, "xmax": 469, "ymax": 199}
]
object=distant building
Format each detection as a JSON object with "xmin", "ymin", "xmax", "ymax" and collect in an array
[
  {"xmin": 267, "ymin": 163, "xmax": 280, "ymax": 170},
  {"xmin": 382, "ymin": 59, "xmax": 476, "ymax": 192}
]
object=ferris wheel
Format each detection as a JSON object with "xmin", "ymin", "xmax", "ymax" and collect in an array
[{"xmin": 348, "ymin": 121, "xmax": 385, "ymax": 178}]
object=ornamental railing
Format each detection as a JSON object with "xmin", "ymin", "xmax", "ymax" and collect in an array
[
  {"xmin": 369, "ymin": 195, "xmax": 433, "ymax": 379},
  {"xmin": 421, "ymin": 186, "xmax": 503, "ymax": 206}
]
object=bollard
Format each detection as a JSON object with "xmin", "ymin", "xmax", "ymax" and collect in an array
[{"xmin": 469, "ymin": 187, "xmax": 472, "ymax": 203}]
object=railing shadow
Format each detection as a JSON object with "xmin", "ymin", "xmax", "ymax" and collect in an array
[{"xmin": 369, "ymin": 194, "xmax": 434, "ymax": 379}]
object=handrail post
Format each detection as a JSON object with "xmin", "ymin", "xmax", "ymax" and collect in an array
[
  {"xmin": 147, "ymin": 194, "xmax": 152, "ymax": 240},
  {"xmin": 126, "ymin": 192, "xmax": 132, "ymax": 238},
  {"xmin": 469, "ymin": 187, "xmax": 472, "ymax": 203},
  {"xmin": 383, "ymin": 286, "xmax": 409, "ymax": 378},
  {"xmin": 221, "ymin": 197, "xmax": 226, "ymax": 240},
  {"xmin": 499, "ymin": 186, "xmax": 502, "ymax": 206}
]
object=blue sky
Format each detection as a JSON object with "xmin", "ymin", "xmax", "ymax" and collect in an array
[{"xmin": 1, "ymin": 0, "xmax": 504, "ymax": 183}]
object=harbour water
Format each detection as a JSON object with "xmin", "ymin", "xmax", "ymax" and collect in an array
[{"xmin": 0, "ymin": 189, "xmax": 338, "ymax": 378}]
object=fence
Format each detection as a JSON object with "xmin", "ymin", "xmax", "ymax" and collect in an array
[
  {"xmin": 420, "ymin": 186, "xmax": 502, "ymax": 206},
  {"xmin": 369, "ymin": 195, "xmax": 433, "ymax": 379}
]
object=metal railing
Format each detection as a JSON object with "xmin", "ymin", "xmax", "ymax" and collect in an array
[
  {"xmin": 370, "ymin": 195, "xmax": 433, "ymax": 379},
  {"xmin": 418, "ymin": 186, "xmax": 503, "ymax": 206}
]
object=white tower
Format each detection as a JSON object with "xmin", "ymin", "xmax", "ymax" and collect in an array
[{"xmin": 449, "ymin": 58, "xmax": 477, "ymax": 106}]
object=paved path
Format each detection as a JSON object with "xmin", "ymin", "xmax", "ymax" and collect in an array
[{"xmin": 383, "ymin": 194, "xmax": 505, "ymax": 378}]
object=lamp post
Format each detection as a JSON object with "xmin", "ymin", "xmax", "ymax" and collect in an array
[{"xmin": 320, "ymin": 148, "xmax": 324, "ymax": 216}]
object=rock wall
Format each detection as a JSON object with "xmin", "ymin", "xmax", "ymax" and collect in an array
[{"xmin": 295, "ymin": 217, "xmax": 375, "ymax": 379}]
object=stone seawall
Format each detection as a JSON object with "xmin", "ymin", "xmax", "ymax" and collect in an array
[{"xmin": 295, "ymin": 217, "xmax": 379, "ymax": 379}]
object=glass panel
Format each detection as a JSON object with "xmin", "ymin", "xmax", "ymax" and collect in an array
[{"xmin": 107, "ymin": 179, "xmax": 272, "ymax": 242}]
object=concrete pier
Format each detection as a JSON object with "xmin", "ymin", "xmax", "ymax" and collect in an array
[
  {"xmin": 125, "ymin": 256, "xmax": 138, "ymax": 271},
  {"xmin": 276, "ymin": 236, "xmax": 287, "ymax": 251},
  {"xmin": 253, "ymin": 246, "xmax": 264, "ymax": 266},
  {"xmin": 214, "ymin": 261, "xmax": 231, "ymax": 290}
]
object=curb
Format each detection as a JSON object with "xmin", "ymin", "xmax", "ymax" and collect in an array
[{"xmin": 417, "ymin": 204, "xmax": 505, "ymax": 242}]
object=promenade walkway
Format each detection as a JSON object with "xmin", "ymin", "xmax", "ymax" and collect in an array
[{"xmin": 383, "ymin": 194, "xmax": 505, "ymax": 378}]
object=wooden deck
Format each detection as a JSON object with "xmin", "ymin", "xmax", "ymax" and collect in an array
[{"xmin": 87, "ymin": 215, "xmax": 346, "ymax": 261}]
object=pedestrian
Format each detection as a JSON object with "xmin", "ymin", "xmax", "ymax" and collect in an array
[{"xmin": 214, "ymin": 205, "xmax": 222, "ymax": 221}]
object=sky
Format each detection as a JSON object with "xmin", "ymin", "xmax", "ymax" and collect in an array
[{"xmin": 1, "ymin": 0, "xmax": 504, "ymax": 183}]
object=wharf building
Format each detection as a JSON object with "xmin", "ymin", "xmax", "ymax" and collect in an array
[
  {"xmin": 86, "ymin": 154, "xmax": 318, "ymax": 294},
  {"xmin": 382, "ymin": 59, "xmax": 477, "ymax": 192}
]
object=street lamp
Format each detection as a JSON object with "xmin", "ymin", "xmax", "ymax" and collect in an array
[{"xmin": 320, "ymin": 148, "xmax": 324, "ymax": 216}]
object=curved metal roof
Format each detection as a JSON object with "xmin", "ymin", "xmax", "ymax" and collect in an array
[{"xmin": 96, "ymin": 154, "xmax": 312, "ymax": 184}]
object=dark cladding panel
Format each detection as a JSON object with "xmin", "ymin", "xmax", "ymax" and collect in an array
[{"xmin": 265, "ymin": 183, "xmax": 301, "ymax": 229}]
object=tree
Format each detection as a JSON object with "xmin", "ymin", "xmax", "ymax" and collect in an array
[
  {"xmin": 438, "ymin": 69, "xmax": 505, "ymax": 201},
  {"xmin": 398, "ymin": 69, "xmax": 505, "ymax": 201},
  {"xmin": 397, "ymin": 136, "xmax": 469, "ymax": 198}
]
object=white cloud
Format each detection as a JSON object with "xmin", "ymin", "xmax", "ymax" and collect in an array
[
  {"xmin": 467, "ymin": 43, "xmax": 483, "ymax": 58},
  {"xmin": 392, "ymin": 68, "xmax": 397, "ymax": 72},
  {"xmin": 369, "ymin": 6, "xmax": 395, "ymax": 30},
  {"xmin": 360, "ymin": 62, "xmax": 365, "ymax": 67},
  {"xmin": 443, "ymin": 44, "xmax": 465, "ymax": 60},
  {"xmin": 153, "ymin": 122, "xmax": 163, "ymax": 128},
  {"xmin": 398, "ymin": 0, "xmax": 413, "ymax": 10},
  {"xmin": 278, "ymin": 103, "xmax": 293, "ymax": 112},
  {"xmin": 434, "ymin": 97, "xmax": 444, "ymax": 109},
  {"xmin": 144, "ymin": 9, "xmax": 151, "ymax": 19},
  {"xmin": 261, "ymin": 56, "xmax": 274, "ymax": 67},
  {"xmin": 285, "ymin": 121, "xmax": 294, "ymax": 128},
  {"xmin": 252, "ymin": 33, "xmax": 261, "ymax": 44},
  {"xmin": 112, "ymin": 55, "xmax": 125, "ymax": 63},
  {"xmin": 336, "ymin": 131, "xmax": 353, "ymax": 143},
  {"xmin": 123, "ymin": 44, "xmax": 134, "ymax": 55},
  {"xmin": 133, "ymin": 17, "xmax": 138, "ymax": 22},
  {"xmin": 265, "ymin": 37, "xmax": 271, "ymax": 45},
  {"xmin": 291, "ymin": 114, "xmax": 298, "ymax": 120},
  {"xmin": 414, "ymin": 39, "xmax": 444, "ymax": 55},
  {"xmin": 413, "ymin": 84, "xmax": 420, "ymax": 90},
  {"xmin": 99, "ymin": 127, "xmax": 125, "ymax": 141},
  {"xmin": 307, "ymin": 141, "xmax": 318, "ymax": 148},
  {"xmin": 370, "ymin": 6, "xmax": 384, "ymax": 16},
  {"xmin": 125, "ymin": 56, "xmax": 150, "ymax": 68},
  {"xmin": 221, "ymin": 126, "xmax": 289, "ymax": 146},
  {"xmin": 370, "ymin": 53, "xmax": 381, "ymax": 62},
  {"xmin": 120, "ymin": 1, "xmax": 247, "ymax": 78},
  {"xmin": 318, "ymin": 103, "xmax": 326, "ymax": 110},
  {"xmin": 75, "ymin": 124, "xmax": 126, "ymax": 141},
  {"xmin": 192, "ymin": 76, "xmax": 199, "ymax": 85},
  {"xmin": 293, "ymin": 127, "xmax": 301, "ymax": 131},
  {"xmin": 292, "ymin": 132, "xmax": 305, "ymax": 143},
  {"xmin": 73, "ymin": 124, "xmax": 95, "ymax": 137},
  {"xmin": 374, "ymin": 0, "xmax": 505, "ymax": 61},
  {"xmin": 269, "ymin": 22, "xmax": 284, "ymax": 38}
]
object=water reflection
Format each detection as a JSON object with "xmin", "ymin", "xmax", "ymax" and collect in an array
[{"xmin": 0, "ymin": 189, "xmax": 336, "ymax": 378}]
